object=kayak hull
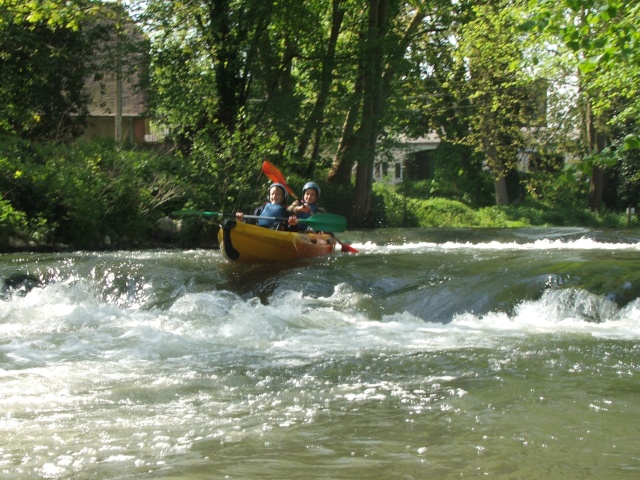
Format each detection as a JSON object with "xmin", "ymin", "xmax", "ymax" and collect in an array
[{"xmin": 218, "ymin": 220, "xmax": 336, "ymax": 263}]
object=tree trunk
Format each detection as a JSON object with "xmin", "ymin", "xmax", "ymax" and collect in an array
[
  {"xmin": 328, "ymin": 74, "xmax": 363, "ymax": 185},
  {"xmin": 494, "ymin": 176, "xmax": 509, "ymax": 206},
  {"xmin": 489, "ymin": 144, "xmax": 509, "ymax": 205},
  {"xmin": 586, "ymin": 101, "xmax": 606, "ymax": 211},
  {"xmin": 352, "ymin": 0, "xmax": 389, "ymax": 226},
  {"xmin": 199, "ymin": 0, "xmax": 270, "ymax": 135},
  {"xmin": 329, "ymin": 1, "xmax": 424, "ymax": 218},
  {"xmin": 589, "ymin": 165, "xmax": 604, "ymax": 211},
  {"xmin": 297, "ymin": 0, "xmax": 345, "ymax": 176},
  {"xmin": 480, "ymin": 110, "xmax": 510, "ymax": 206}
]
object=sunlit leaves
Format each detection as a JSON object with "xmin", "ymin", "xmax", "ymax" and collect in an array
[
  {"xmin": 0, "ymin": 0, "xmax": 99, "ymax": 30},
  {"xmin": 451, "ymin": 2, "xmax": 534, "ymax": 176},
  {"xmin": 621, "ymin": 134, "xmax": 640, "ymax": 152}
]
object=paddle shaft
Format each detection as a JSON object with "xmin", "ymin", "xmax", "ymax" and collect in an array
[
  {"xmin": 241, "ymin": 213, "xmax": 346, "ymax": 232},
  {"xmin": 174, "ymin": 211, "xmax": 288, "ymax": 222},
  {"xmin": 172, "ymin": 210, "xmax": 346, "ymax": 233}
]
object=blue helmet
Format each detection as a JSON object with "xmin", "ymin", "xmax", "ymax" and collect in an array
[
  {"xmin": 268, "ymin": 183, "xmax": 288, "ymax": 202},
  {"xmin": 302, "ymin": 181, "xmax": 320, "ymax": 199}
]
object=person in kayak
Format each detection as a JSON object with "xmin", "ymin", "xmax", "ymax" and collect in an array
[
  {"xmin": 288, "ymin": 181, "xmax": 324, "ymax": 232},
  {"xmin": 236, "ymin": 183, "xmax": 299, "ymax": 230}
]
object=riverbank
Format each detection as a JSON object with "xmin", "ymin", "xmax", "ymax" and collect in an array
[
  {"xmin": 2, "ymin": 198, "xmax": 638, "ymax": 255},
  {"xmin": 374, "ymin": 189, "xmax": 637, "ymax": 230},
  {"xmin": 0, "ymin": 216, "xmax": 221, "ymax": 254}
]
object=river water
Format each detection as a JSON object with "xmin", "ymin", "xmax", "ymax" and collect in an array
[{"xmin": 1, "ymin": 227, "xmax": 640, "ymax": 479}]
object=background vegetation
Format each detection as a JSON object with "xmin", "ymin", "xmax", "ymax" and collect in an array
[{"xmin": 1, "ymin": 0, "xmax": 639, "ymax": 250}]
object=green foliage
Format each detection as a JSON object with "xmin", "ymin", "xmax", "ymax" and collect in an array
[
  {"xmin": 181, "ymin": 123, "xmax": 287, "ymax": 214},
  {"xmin": 318, "ymin": 181, "xmax": 358, "ymax": 221},
  {"xmin": 521, "ymin": 162, "xmax": 589, "ymax": 209},
  {"xmin": 415, "ymin": 198, "xmax": 479, "ymax": 227},
  {"xmin": 523, "ymin": 0, "xmax": 640, "ymax": 210},
  {"xmin": 428, "ymin": 142, "xmax": 494, "ymax": 206},
  {"xmin": 0, "ymin": 0, "xmax": 98, "ymax": 30},
  {"xmin": 372, "ymin": 183, "xmax": 500, "ymax": 228},
  {"xmin": 144, "ymin": 0, "xmax": 328, "ymax": 155},
  {"xmin": 0, "ymin": 136, "xmax": 189, "ymax": 248},
  {"xmin": 0, "ymin": 198, "xmax": 27, "ymax": 245},
  {"xmin": 444, "ymin": 1, "xmax": 536, "ymax": 200},
  {"xmin": 0, "ymin": 9, "xmax": 97, "ymax": 141},
  {"xmin": 1, "ymin": 2, "xmax": 148, "ymax": 143},
  {"xmin": 621, "ymin": 134, "xmax": 640, "ymax": 152},
  {"xmin": 616, "ymin": 149, "xmax": 640, "ymax": 209},
  {"xmin": 370, "ymin": 181, "xmax": 627, "ymax": 229}
]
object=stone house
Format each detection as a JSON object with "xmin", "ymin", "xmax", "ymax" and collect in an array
[
  {"xmin": 374, "ymin": 133, "xmax": 441, "ymax": 184},
  {"xmin": 79, "ymin": 8, "xmax": 150, "ymax": 144}
]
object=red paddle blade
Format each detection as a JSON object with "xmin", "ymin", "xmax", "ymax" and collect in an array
[
  {"xmin": 262, "ymin": 161, "xmax": 297, "ymax": 198},
  {"xmin": 340, "ymin": 242, "xmax": 359, "ymax": 254}
]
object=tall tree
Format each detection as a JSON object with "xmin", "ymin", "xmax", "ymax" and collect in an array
[
  {"xmin": 296, "ymin": 0, "xmax": 345, "ymax": 176},
  {"xmin": 144, "ymin": 0, "xmax": 273, "ymax": 148},
  {"xmin": 448, "ymin": 1, "xmax": 534, "ymax": 205},
  {"xmin": 526, "ymin": 0, "xmax": 640, "ymax": 210},
  {"xmin": 146, "ymin": 0, "xmax": 338, "ymax": 157},
  {"xmin": 350, "ymin": 0, "xmax": 392, "ymax": 222},
  {"xmin": 329, "ymin": 0, "xmax": 429, "ymax": 224},
  {"xmin": 143, "ymin": 0, "xmax": 347, "ymax": 209}
]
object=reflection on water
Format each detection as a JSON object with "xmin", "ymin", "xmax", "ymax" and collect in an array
[{"xmin": 1, "ymin": 228, "xmax": 640, "ymax": 479}]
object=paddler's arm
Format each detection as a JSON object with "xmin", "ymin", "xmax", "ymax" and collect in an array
[{"xmin": 288, "ymin": 200, "xmax": 310, "ymax": 215}]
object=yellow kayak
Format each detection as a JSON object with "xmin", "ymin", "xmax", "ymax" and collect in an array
[{"xmin": 218, "ymin": 219, "xmax": 337, "ymax": 263}]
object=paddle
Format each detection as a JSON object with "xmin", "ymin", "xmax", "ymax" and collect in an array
[
  {"xmin": 330, "ymin": 235, "xmax": 358, "ymax": 253},
  {"xmin": 172, "ymin": 210, "xmax": 347, "ymax": 233},
  {"xmin": 261, "ymin": 161, "xmax": 298, "ymax": 199},
  {"xmin": 260, "ymin": 160, "xmax": 358, "ymax": 253},
  {"xmin": 262, "ymin": 160, "xmax": 358, "ymax": 253}
]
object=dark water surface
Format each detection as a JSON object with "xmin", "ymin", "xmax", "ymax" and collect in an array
[{"xmin": 1, "ymin": 227, "xmax": 639, "ymax": 479}]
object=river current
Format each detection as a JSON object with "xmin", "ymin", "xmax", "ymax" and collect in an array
[{"xmin": 1, "ymin": 227, "xmax": 639, "ymax": 479}]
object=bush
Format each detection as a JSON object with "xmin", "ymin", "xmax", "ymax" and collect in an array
[
  {"xmin": 0, "ymin": 198, "xmax": 27, "ymax": 244},
  {"xmin": 369, "ymin": 183, "xmax": 418, "ymax": 227},
  {"xmin": 0, "ymin": 136, "xmax": 191, "ymax": 249},
  {"xmin": 429, "ymin": 142, "xmax": 494, "ymax": 207},
  {"xmin": 416, "ymin": 198, "xmax": 477, "ymax": 227},
  {"xmin": 370, "ymin": 181, "xmax": 631, "ymax": 229}
]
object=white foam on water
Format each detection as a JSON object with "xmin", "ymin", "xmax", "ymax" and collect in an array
[
  {"xmin": 351, "ymin": 237, "xmax": 640, "ymax": 255},
  {"xmin": 2, "ymin": 271, "xmax": 639, "ymax": 372},
  {"xmin": 1, "ymin": 249, "xmax": 639, "ymax": 479}
]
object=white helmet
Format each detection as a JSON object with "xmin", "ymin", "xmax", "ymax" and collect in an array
[
  {"xmin": 302, "ymin": 181, "xmax": 320, "ymax": 199},
  {"xmin": 268, "ymin": 183, "xmax": 288, "ymax": 202}
]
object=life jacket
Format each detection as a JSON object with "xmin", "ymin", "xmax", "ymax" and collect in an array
[
  {"xmin": 257, "ymin": 202, "xmax": 288, "ymax": 228},
  {"xmin": 298, "ymin": 202, "xmax": 318, "ymax": 230},
  {"xmin": 296, "ymin": 202, "xmax": 318, "ymax": 220}
]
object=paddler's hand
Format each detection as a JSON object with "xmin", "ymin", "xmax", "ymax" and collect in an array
[
  {"xmin": 236, "ymin": 212, "xmax": 244, "ymax": 222},
  {"xmin": 288, "ymin": 216, "xmax": 298, "ymax": 226},
  {"xmin": 295, "ymin": 204, "xmax": 311, "ymax": 214}
]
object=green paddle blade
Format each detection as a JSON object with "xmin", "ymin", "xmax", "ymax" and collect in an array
[{"xmin": 301, "ymin": 213, "xmax": 347, "ymax": 233}]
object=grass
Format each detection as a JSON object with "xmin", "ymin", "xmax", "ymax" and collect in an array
[{"xmin": 373, "ymin": 185, "xmax": 633, "ymax": 229}]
